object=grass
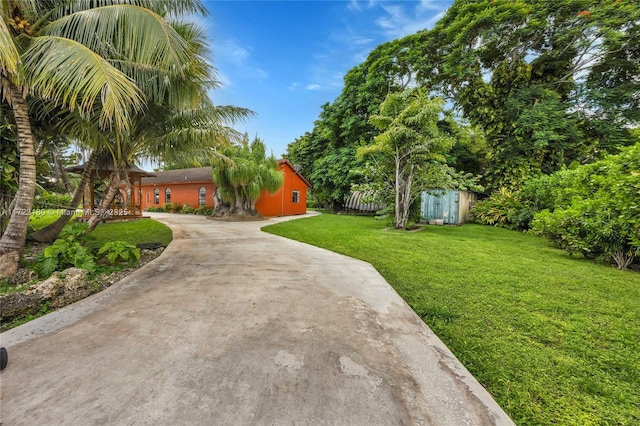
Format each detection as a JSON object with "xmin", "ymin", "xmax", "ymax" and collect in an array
[
  {"xmin": 28, "ymin": 210, "xmax": 173, "ymax": 247},
  {"xmin": 262, "ymin": 214, "xmax": 640, "ymax": 426},
  {"xmin": 89, "ymin": 219, "xmax": 173, "ymax": 247}
]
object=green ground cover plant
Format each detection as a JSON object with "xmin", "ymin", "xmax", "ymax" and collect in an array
[
  {"xmin": 1, "ymin": 212, "xmax": 174, "ymax": 328},
  {"xmin": 262, "ymin": 214, "xmax": 640, "ymax": 426}
]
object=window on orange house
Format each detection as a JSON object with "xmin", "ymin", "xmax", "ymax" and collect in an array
[
  {"xmin": 292, "ymin": 190, "xmax": 300, "ymax": 203},
  {"xmin": 199, "ymin": 187, "xmax": 206, "ymax": 206},
  {"xmin": 165, "ymin": 187, "xmax": 171, "ymax": 204},
  {"xmin": 154, "ymin": 188, "xmax": 160, "ymax": 204}
]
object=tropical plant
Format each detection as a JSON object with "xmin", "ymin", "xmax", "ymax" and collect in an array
[
  {"xmin": 0, "ymin": 0, "xmax": 208, "ymax": 277},
  {"xmin": 531, "ymin": 144, "xmax": 640, "ymax": 269},
  {"xmin": 358, "ymin": 88, "xmax": 454, "ymax": 229},
  {"xmin": 212, "ymin": 136, "xmax": 283, "ymax": 216},
  {"xmin": 35, "ymin": 238, "xmax": 96, "ymax": 278},
  {"xmin": 97, "ymin": 241, "xmax": 140, "ymax": 264},
  {"xmin": 470, "ymin": 188, "xmax": 526, "ymax": 229}
]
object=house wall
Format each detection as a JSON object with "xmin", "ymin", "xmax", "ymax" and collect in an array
[
  {"xmin": 140, "ymin": 162, "xmax": 309, "ymax": 216},
  {"xmin": 140, "ymin": 182, "xmax": 216, "ymax": 210},
  {"xmin": 255, "ymin": 163, "xmax": 308, "ymax": 216}
]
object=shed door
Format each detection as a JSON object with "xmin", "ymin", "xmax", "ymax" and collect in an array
[
  {"xmin": 421, "ymin": 191, "xmax": 445, "ymax": 221},
  {"xmin": 443, "ymin": 191, "xmax": 460, "ymax": 224},
  {"xmin": 421, "ymin": 190, "xmax": 461, "ymax": 224}
]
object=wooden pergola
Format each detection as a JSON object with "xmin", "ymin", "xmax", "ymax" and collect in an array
[{"xmin": 67, "ymin": 156, "xmax": 156, "ymax": 221}]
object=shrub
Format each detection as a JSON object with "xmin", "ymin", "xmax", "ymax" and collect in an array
[
  {"xmin": 470, "ymin": 188, "xmax": 525, "ymax": 229},
  {"xmin": 162, "ymin": 202, "xmax": 183, "ymax": 213},
  {"xmin": 33, "ymin": 192, "xmax": 73, "ymax": 210},
  {"xmin": 97, "ymin": 241, "xmax": 140, "ymax": 264},
  {"xmin": 195, "ymin": 206, "xmax": 213, "ymax": 216},
  {"xmin": 35, "ymin": 238, "xmax": 96, "ymax": 278},
  {"xmin": 531, "ymin": 144, "xmax": 640, "ymax": 269},
  {"xmin": 181, "ymin": 205, "xmax": 196, "ymax": 214},
  {"xmin": 145, "ymin": 206, "xmax": 164, "ymax": 213}
]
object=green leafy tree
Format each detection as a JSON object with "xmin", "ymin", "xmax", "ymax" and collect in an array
[
  {"xmin": 428, "ymin": 0, "xmax": 640, "ymax": 190},
  {"xmin": 358, "ymin": 88, "xmax": 454, "ymax": 229},
  {"xmin": 212, "ymin": 137, "xmax": 283, "ymax": 217},
  {"xmin": 286, "ymin": 35, "xmax": 432, "ymax": 210}
]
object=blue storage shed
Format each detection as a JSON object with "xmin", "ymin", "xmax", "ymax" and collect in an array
[{"xmin": 420, "ymin": 190, "xmax": 477, "ymax": 225}]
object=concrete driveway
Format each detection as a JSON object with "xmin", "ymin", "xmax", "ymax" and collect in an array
[{"xmin": 1, "ymin": 213, "xmax": 514, "ymax": 425}]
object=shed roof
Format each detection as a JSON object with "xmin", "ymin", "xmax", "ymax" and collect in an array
[{"xmin": 141, "ymin": 167, "xmax": 213, "ymax": 185}]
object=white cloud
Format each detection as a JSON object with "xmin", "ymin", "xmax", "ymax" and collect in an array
[
  {"xmin": 305, "ymin": 74, "xmax": 344, "ymax": 92},
  {"xmin": 347, "ymin": 0, "xmax": 362, "ymax": 12},
  {"xmin": 375, "ymin": 2, "xmax": 447, "ymax": 39},
  {"xmin": 353, "ymin": 36, "xmax": 375, "ymax": 46},
  {"xmin": 288, "ymin": 82, "xmax": 300, "ymax": 91},
  {"xmin": 214, "ymin": 38, "xmax": 251, "ymax": 65},
  {"xmin": 253, "ymin": 68, "xmax": 269, "ymax": 80},
  {"xmin": 348, "ymin": 0, "xmax": 380, "ymax": 12}
]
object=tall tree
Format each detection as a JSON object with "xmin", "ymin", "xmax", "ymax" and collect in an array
[
  {"xmin": 428, "ymin": 0, "xmax": 640, "ymax": 190},
  {"xmin": 83, "ymin": 20, "xmax": 253, "ymax": 231},
  {"xmin": 0, "ymin": 0, "xmax": 206, "ymax": 276},
  {"xmin": 358, "ymin": 88, "xmax": 454, "ymax": 229},
  {"xmin": 286, "ymin": 34, "xmax": 431, "ymax": 210}
]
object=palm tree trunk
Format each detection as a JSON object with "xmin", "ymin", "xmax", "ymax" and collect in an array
[
  {"xmin": 53, "ymin": 147, "xmax": 75, "ymax": 195},
  {"xmin": 28, "ymin": 149, "xmax": 100, "ymax": 243},
  {"xmin": 0, "ymin": 83, "xmax": 37, "ymax": 278},
  {"xmin": 87, "ymin": 167, "xmax": 122, "ymax": 232}
]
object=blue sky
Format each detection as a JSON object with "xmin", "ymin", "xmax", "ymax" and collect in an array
[{"xmin": 201, "ymin": 0, "xmax": 452, "ymax": 157}]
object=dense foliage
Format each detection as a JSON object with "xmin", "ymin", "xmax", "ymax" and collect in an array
[
  {"xmin": 287, "ymin": 0, "xmax": 638, "ymax": 220},
  {"xmin": 471, "ymin": 144, "xmax": 640, "ymax": 269},
  {"xmin": 531, "ymin": 144, "xmax": 640, "ymax": 269},
  {"xmin": 211, "ymin": 136, "xmax": 283, "ymax": 216},
  {"xmin": 428, "ymin": 0, "xmax": 639, "ymax": 191}
]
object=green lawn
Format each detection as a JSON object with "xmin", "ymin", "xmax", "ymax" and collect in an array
[
  {"xmin": 262, "ymin": 214, "xmax": 640, "ymax": 426},
  {"xmin": 28, "ymin": 210, "xmax": 172, "ymax": 247},
  {"xmin": 89, "ymin": 219, "xmax": 173, "ymax": 247}
]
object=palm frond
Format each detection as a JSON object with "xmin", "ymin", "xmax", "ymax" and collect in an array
[
  {"xmin": 44, "ymin": 0, "xmax": 207, "ymax": 21},
  {"xmin": 42, "ymin": 5, "xmax": 195, "ymax": 74},
  {"xmin": 23, "ymin": 36, "xmax": 144, "ymax": 132},
  {"xmin": 0, "ymin": 19, "xmax": 21, "ymax": 78}
]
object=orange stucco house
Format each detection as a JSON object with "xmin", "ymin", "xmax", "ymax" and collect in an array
[{"xmin": 140, "ymin": 160, "xmax": 311, "ymax": 216}]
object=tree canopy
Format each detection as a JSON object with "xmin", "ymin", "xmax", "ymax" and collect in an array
[{"xmin": 286, "ymin": 0, "xmax": 639, "ymax": 206}]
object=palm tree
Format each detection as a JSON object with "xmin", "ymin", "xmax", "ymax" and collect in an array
[
  {"xmin": 0, "ymin": 0, "xmax": 205, "ymax": 277},
  {"xmin": 83, "ymin": 22, "xmax": 254, "ymax": 231}
]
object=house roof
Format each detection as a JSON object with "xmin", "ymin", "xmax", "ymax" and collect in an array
[
  {"xmin": 140, "ymin": 162, "xmax": 311, "ymax": 188},
  {"xmin": 141, "ymin": 167, "xmax": 212, "ymax": 185},
  {"xmin": 279, "ymin": 159, "xmax": 312, "ymax": 188}
]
